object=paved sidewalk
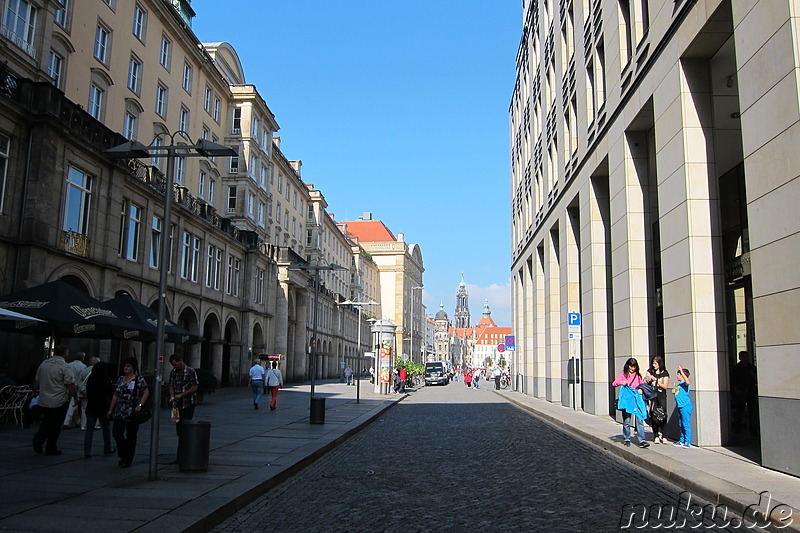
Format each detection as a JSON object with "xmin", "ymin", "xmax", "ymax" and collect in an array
[
  {"xmin": 493, "ymin": 388, "xmax": 800, "ymax": 533},
  {"xmin": 0, "ymin": 379, "xmax": 401, "ymax": 533}
]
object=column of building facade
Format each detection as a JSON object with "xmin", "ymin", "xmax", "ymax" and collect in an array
[
  {"xmin": 274, "ymin": 279, "xmax": 291, "ymax": 377},
  {"xmin": 580, "ymin": 175, "xmax": 613, "ymax": 415},
  {"xmin": 533, "ymin": 244, "xmax": 547, "ymax": 397},
  {"xmin": 734, "ymin": 0, "xmax": 800, "ymax": 473},
  {"xmin": 544, "ymin": 228, "xmax": 561, "ymax": 402},
  {"xmin": 653, "ymin": 61, "xmax": 726, "ymax": 445},
  {"xmin": 608, "ymin": 132, "xmax": 653, "ymax": 382},
  {"xmin": 292, "ymin": 289, "xmax": 309, "ymax": 383},
  {"xmin": 560, "ymin": 206, "xmax": 581, "ymax": 408},
  {"xmin": 523, "ymin": 258, "xmax": 536, "ymax": 394}
]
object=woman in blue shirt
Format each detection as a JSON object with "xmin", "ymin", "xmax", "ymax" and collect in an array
[{"xmin": 672, "ymin": 366, "xmax": 693, "ymax": 448}]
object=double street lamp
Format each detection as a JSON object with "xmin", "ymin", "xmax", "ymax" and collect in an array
[
  {"xmin": 289, "ymin": 261, "xmax": 346, "ymax": 423},
  {"xmin": 106, "ymin": 132, "xmax": 237, "ymax": 480},
  {"xmin": 338, "ymin": 300, "xmax": 377, "ymax": 403}
]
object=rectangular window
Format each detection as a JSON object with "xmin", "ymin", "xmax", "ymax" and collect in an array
[
  {"xmin": 155, "ymin": 84, "xmax": 167, "ymax": 117},
  {"xmin": 179, "ymin": 106, "xmax": 189, "ymax": 131},
  {"xmin": 132, "ymin": 5, "xmax": 146, "ymax": 40},
  {"xmin": 159, "ymin": 35, "xmax": 171, "ymax": 69},
  {"xmin": 191, "ymin": 236, "xmax": 201, "ymax": 282},
  {"xmin": 198, "ymin": 171, "xmax": 206, "ymax": 199},
  {"xmin": 229, "ymin": 152, "xmax": 239, "ymax": 174},
  {"xmin": 88, "ymin": 84, "xmax": 103, "ymax": 120},
  {"xmin": 182, "ymin": 62, "xmax": 193, "ymax": 93},
  {"xmin": 254, "ymin": 267, "xmax": 264, "ymax": 304},
  {"xmin": 208, "ymin": 178, "xmax": 215, "ymax": 206},
  {"xmin": 125, "ymin": 203, "xmax": 141, "ymax": 260},
  {"xmin": 213, "ymin": 97, "xmax": 221, "ymax": 122},
  {"xmin": 47, "ymin": 51, "xmax": 63, "ymax": 88},
  {"xmin": 4, "ymin": 0, "xmax": 38, "ymax": 55},
  {"xmin": 247, "ymin": 192, "xmax": 254, "ymax": 218},
  {"xmin": 276, "ymin": 202, "xmax": 282, "ymax": 225},
  {"xmin": 293, "ymin": 191, "xmax": 298, "ymax": 209},
  {"xmin": 150, "ymin": 216, "xmax": 162, "ymax": 268},
  {"xmin": 63, "ymin": 167, "xmax": 92, "ymax": 234},
  {"xmin": 227, "ymin": 186, "xmax": 236, "ymax": 213},
  {"xmin": 181, "ymin": 232, "xmax": 191, "ymax": 279},
  {"xmin": 214, "ymin": 248, "xmax": 222, "ymax": 290},
  {"xmin": 226, "ymin": 255, "xmax": 241, "ymax": 296},
  {"xmin": 54, "ymin": 0, "xmax": 67, "ymax": 28},
  {"xmin": 205, "ymin": 245, "xmax": 216, "ymax": 288},
  {"xmin": 277, "ymin": 173, "xmax": 283, "ymax": 193},
  {"xmin": 204, "ymin": 86, "xmax": 212, "ymax": 112},
  {"xmin": 0, "ymin": 134, "xmax": 8, "ymax": 212},
  {"xmin": 259, "ymin": 165, "xmax": 266, "ymax": 188},
  {"xmin": 94, "ymin": 24, "xmax": 110, "ymax": 63},
  {"xmin": 122, "ymin": 112, "xmax": 138, "ymax": 140},
  {"xmin": 175, "ymin": 157, "xmax": 185, "ymax": 185},
  {"xmin": 127, "ymin": 56, "xmax": 142, "ymax": 93},
  {"xmin": 258, "ymin": 202, "xmax": 264, "ymax": 227},
  {"xmin": 233, "ymin": 107, "xmax": 241, "ymax": 133}
]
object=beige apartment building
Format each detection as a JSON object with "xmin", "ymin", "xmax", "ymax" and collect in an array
[
  {"xmin": 341, "ymin": 216, "xmax": 425, "ymax": 364},
  {"xmin": 0, "ymin": 0, "xmax": 374, "ymax": 386},
  {"xmin": 510, "ymin": 0, "xmax": 800, "ymax": 476}
]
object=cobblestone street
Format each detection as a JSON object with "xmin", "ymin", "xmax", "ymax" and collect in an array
[{"xmin": 212, "ymin": 383, "xmax": 761, "ymax": 533}]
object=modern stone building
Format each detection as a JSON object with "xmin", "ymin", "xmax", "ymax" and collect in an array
[{"xmin": 510, "ymin": 0, "xmax": 800, "ymax": 476}]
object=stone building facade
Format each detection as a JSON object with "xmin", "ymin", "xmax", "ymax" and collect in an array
[{"xmin": 510, "ymin": 0, "xmax": 800, "ymax": 476}]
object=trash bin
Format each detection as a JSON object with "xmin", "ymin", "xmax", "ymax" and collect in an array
[
  {"xmin": 179, "ymin": 420, "xmax": 210, "ymax": 472},
  {"xmin": 309, "ymin": 396, "xmax": 325, "ymax": 424}
]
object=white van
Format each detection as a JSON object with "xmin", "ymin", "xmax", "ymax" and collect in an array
[{"xmin": 424, "ymin": 362, "xmax": 449, "ymax": 386}]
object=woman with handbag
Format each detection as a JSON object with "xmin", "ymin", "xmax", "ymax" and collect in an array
[
  {"xmin": 645, "ymin": 356, "xmax": 670, "ymax": 444},
  {"xmin": 107, "ymin": 357, "xmax": 149, "ymax": 468}
]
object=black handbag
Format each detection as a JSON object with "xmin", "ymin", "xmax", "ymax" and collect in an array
[{"xmin": 650, "ymin": 404, "xmax": 667, "ymax": 425}]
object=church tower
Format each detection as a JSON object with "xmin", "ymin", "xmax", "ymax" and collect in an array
[
  {"xmin": 434, "ymin": 303, "xmax": 451, "ymax": 362},
  {"xmin": 454, "ymin": 273, "xmax": 471, "ymax": 329}
]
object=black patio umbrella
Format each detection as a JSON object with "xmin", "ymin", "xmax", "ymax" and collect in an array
[
  {"xmin": 0, "ymin": 279, "xmax": 142, "ymax": 339},
  {"xmin": 102, "ymin": 294, "xmax": 200, "ymax": 344}
]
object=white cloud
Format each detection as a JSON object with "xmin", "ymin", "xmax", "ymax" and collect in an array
[{"xmin": 467, "ymin": 279, "xmax": 512, "ymax": 327}]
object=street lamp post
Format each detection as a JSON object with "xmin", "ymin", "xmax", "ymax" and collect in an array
[
  {"xmin": 338, "ymin": 300, "xmax": 377, "ymax": 403},
  {"xmin": 106, "ymin": 133, "xmax": 236, "ymax": 481},
  {"xmin": 289, "ymin": 261, "xmax": 346, "ymax": 422},
  {"xmin": 411, "ymin": 286, "xmax": 424, "ymax": 364}
]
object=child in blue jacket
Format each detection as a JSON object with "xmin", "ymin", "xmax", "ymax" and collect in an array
[{"xmin": 672, "ymin": 366, "xmax": 693, "ymax": 448}]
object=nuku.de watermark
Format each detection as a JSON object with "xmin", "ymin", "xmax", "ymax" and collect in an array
[{"xmin": 620, "ymin": 491, "xmax": 794, "ymax": 529}]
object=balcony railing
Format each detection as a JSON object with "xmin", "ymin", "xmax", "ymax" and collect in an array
[
  {"xmin": 1, "ymin": 24, "xmax": 36, "ymax": 58},
  {"xmin": 61, "ymin": 230, "xmax": 89, "ymax": 257}
]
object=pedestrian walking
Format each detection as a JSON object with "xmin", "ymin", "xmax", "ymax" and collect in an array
[
  {"xmin": 473, "ymin": 368, "xmax": 481, "ymax": 389},
  {"xmin": 344, "ymin": 365, "xmax": 353, "ymax": 385},
  {"xmin": 493, "ymin": 365, "xmax": 502, "ymax": 390},
  {"xmin": 32, "ymin": 344, "xmax": 77, "ymax": 456},
  {"xmin": 464, "ymin": 368, "xmax": 473, "ymax": 388},
  {"xmin": 612, "ymin": 357, "xmax": 650, "ymax": 448},
  {"xmin": 62, "ymin": 351, "xmax": 88, "ymax": 430},
  {"xmin": 168, "ymin": 354, "xmax": 199, "ymax": 455},
  {"xmin": 249, "ymin": 359, "xmax": 266, "ymax": 409},
  {"xmin": 398, "ymin": 367, "xmax": 407, "ymax": 393},
  {"xmin": 84, "ymin": 361, "xmax": 115, "ymax": 458},
  {"xmin": 672, "ymin": 366, "xmax": 694, "ymax": 448},
  {"xmin": 644, "ymin": 356, "xmax": 670, "ymax": 444},
  {"xmin": 265, "ymin": 361, "xmax": 283, "ymax": 410},
  {"xmin": 108, "ymin": 357, "xmax": 150, "ymax": 467}
]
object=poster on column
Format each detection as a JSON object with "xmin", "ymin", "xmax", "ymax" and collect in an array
[{"xmin": 379, "ymin": 340, "xmax": 393, "ymax": 384}]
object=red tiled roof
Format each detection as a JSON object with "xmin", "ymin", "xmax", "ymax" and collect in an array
[{"xmin": 340, "ymin": 220, "xmax": 396, "ymax": 242}]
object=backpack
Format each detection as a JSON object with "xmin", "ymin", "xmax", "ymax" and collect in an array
[{"xmin": 650, "ymin": 403, "xmax": 667, "ymax": 425}]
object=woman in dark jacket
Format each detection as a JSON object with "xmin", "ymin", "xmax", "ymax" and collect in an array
[
  {"xmin": 83, "ymin": 361, "xmax": 115, "ymax": 458},
  {"xmin": 107, "ymin": 357, "xmax": 149, "ymax": 468}
]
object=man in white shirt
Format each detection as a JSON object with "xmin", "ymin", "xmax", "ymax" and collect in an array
[
  {"xmin": 34, "ymin": 344, "xmax": 77, "ymax": 455},
  {"xmin": 265, "ymin": 361, "xmax": 283, "ymax": 411},
  {"xmin": 249, "ymin": 360, "xmax": 266, "ymax": 410},
  {"xmin": 62, "ymin": 352, "xmax": 87, "ymax": 429}
]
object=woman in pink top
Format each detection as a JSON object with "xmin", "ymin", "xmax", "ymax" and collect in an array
[{"xmin": 612, "ymin": 357, "xmax": 650, "ymax": 448}]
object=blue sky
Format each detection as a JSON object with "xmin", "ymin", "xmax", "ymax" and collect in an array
[{"xmin": 191, "ymin": 1, "xmax": 520, "ymax": 327}]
